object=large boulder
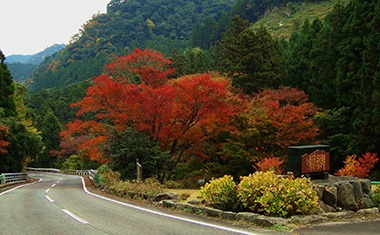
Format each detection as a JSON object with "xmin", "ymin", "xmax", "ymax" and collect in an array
[
  {"xmin": 323, "ymin": 185, "xmax": 337, "ymax": 208},
  {"xmin": 337, "ymin": 181, "xmax": 357, "ymax": 211}
]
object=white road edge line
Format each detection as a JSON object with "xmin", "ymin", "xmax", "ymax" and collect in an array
[
  {"xmin": 0, "ymin": 178, "xmax": 42, "ymax": 196},
  {"xmin": 79, "ymin": 177, "xmax": 258, "ymax": 235},
  {"xmin": 62, "ymin": 209, "xmax": 89, "ymax": 224},
  {"xmin": 45, "ymin": 195, "xmax": 54, "ymax": 202}
]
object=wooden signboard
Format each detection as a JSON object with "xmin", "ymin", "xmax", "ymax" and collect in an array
[{"xmin": 301, "ymin": 149, "xmax": 330, "ymax": 174}]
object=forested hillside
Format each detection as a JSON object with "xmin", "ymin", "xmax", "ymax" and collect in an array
[
  {"xmin": 29, "ymin": 0, "xmax": 237, "ymax": 92},
  {"xmin": 4, "ymin": 0, "xmax": 378, "ymax": 182},
  {"xmin": 6, "ymin": 44, "xmax": 64, "ymax": 83},
  {"xmin": 29, "ymin": 0, "xmax": 326, "ymax": 92}
]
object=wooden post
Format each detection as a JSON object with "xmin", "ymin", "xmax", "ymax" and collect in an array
[{"xmin": 136, "ymin": 158, "xmax": 142, "ymax": 181}]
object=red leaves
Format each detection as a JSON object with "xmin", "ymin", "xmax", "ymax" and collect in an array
[
  {"xmin": 104, "ymin": 48, "xmax": 175, "ymax": 87},
  {"xmin": 255, "ymin": 156, "xmax": 284, "ymax": 174},
  {"xmin": 61, "ymin": 49, "xmax": 241, "ymax": 163},
  {"xmin": 248, "ymin": 87, "xmax": 319, "ymax": 148},
  {"xmin": 336, "ymin": 153, "xmax": 379, "ymax": 178}
]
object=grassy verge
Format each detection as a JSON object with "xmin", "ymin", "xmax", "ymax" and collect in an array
[{"xmin": 251, "ymin": 0, "xmax": 350, "ymax": 39}]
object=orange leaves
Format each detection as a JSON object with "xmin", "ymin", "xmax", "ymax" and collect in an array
[
  {"xmin": 63, "ymin": 64, "xmax": 241, "ymax": 162},
  {"xmin": 247, "ymin": 87, "xmax": 319, "ymax": 148},
  {"xmin": 255, "ymin": 156, "xmax": 284, "ymax": 174},
  {"xmin": 335, "ymin": 153, "xmax": 379, "ymax": 178},
  {"xmin": 104, "ymin": 48, "xmax": 175, "ymax": 87}
]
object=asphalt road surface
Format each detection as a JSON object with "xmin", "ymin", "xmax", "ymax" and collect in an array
[{"xmin": 0, "ymin": 173, "xmax": 282, "ymax": 235}]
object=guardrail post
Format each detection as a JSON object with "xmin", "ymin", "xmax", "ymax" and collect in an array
[{"xmin": 0, "ymin": 174, "xmax": 5, "ymax": 184}]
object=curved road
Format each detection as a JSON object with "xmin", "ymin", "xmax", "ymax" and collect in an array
[{"xmin": 0, "ymin": 173, "xmax": 279, "ymax": 235}]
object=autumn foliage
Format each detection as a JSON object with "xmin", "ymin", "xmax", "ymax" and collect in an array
[
  {"xmin": 62, "ymin": 49, "xmax": 241, "ymax": 164},
  {"xmin": 335, "ymin": 153, "xmax": 379, "ymax": 178},
  {"xmin": 255, "ymin": 156, "xmax": 284, "ymax": 174},
  {"xmin": 236, "ymin": 87, "xmax": 319, "ymax": 159},
  {"xmin": 58, "ymin": 49, "xmax": 322, "ymax": 179}
]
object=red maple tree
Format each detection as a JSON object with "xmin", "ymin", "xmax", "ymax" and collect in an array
[
  {"xmin": 237, "ymin": 87, "xmax": 319, "ymax": 158},
  {"xmin": 61, "ymin": 49, "xmax": 242, "ymax": 168}
]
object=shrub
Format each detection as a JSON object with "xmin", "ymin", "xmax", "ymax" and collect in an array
[
  {"xmin": 104, "ymin": 177, "xmax": 164, "ymax": 200},
  {"xmin": 180, "ymin": 193, "xmax": 191, "ymax": 201},
  {"xmin": 237, "ymin": 171, "xmax": 319, "ymax": 218},
  {"xmin": 336, "ymin": 153, "xmax": 379, "ymax": 178},
  {"xmin": 372, "ymin": 187, "xmax": 380, "ymax": 206},
  {"xmin": 255, "ymin": 156, "xmax": 284, "ymax": 174},
  {"xmin": 199, "ymin": 175, "xmax": 240, "ymax": 211},
  {"xmin": 100, "ymin": 168, "xmax": 121, "ymax": 187}
]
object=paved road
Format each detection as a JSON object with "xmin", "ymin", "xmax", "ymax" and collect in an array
[
  {"xmin": 292, "ymin": 220, "xmax": 380, "ymax": 235},
  {"xmin": 0, "ymin": 173, "xmax": 280, "ymax": 235}
]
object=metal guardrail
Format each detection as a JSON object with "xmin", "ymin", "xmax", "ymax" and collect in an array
[
  {"xmin": 26, "ymin": 167, "xmax": 60, "ymax": 173},
  {"xmin": 64, "ymin": 170, "xmax": 91, "ymax": 175},
  {"xmin": 0, "ymin": 173, "xmax": 28, "ymax": 185}
]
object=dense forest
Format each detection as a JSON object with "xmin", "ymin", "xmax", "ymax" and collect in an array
[
  {"xmin": 1, "ymin": 0, "xmax": 379, "ymax": 184},
  {"xmin": 5, "ymin": 44, "xmax": 64, "ymax": 83}
]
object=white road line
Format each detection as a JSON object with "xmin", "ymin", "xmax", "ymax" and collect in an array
[
  {"xmin": 62, "ymin": 209, "xmax": 89, "ymax": 224},
  {"xmin": 45, "ymin": 188, "xmax": 50, "ymax": 193},
  {"xmin": 0, "ymin": 178, "xmax": 41, "ymax": 196},
  {"xmin": 45, "ymin": 195, "xmax": 54, "ymax": 203},
  {"xmin": 79, "ymin": 177, "xmax": 258, "ymax": 235},
  {"xmin": 51, "ymin": 183, "xmax": 57, "ymax": 187}
]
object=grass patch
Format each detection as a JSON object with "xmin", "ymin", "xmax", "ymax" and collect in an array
[{"xmin": 251, "ymin": 0, "xmax": 350, "ymax": 39}]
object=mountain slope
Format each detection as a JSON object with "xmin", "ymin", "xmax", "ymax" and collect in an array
[
  {"xmin": 251, "ymin": 0, "xmax": 349, "ymax": 39},
  {"xmin": 6, "ymin": 44, "xmax": 64, "ymax": 83},
  {"xmin": 6, "ymin": 44, "xmax": 65, "ymax": 65},
  {"xmin": 29, "ymin": 0, "xmax": 236, "ymax": 92}
]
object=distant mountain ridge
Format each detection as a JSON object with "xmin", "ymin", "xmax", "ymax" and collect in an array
[
  {"xmin": 6, "ymin": 44, "xmax": 64, "ymax": 83},
  {"xmin": 28, "ymin": 0, "xmax": 237, "ymax": 92},
  {"xmin": 6, "ymin": 44, "xmax": 65, "ymax": 65},
  {"xmin": 28, "ymin": 0, "xmax": 342, "ymax": 92}
]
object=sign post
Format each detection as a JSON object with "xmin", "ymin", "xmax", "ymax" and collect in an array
[{"xmin": 287, "ymin": 145, "xmax": 330, "ymax": 179}]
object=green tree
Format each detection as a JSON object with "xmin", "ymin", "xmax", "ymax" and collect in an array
[
  {"xmin": 0, "ymin": 83, "xmax": 44, "ymax": 172},
  {"xmin": 0, "ymin": 50, "xmax": 16, "ymax": 117},
  {"xmin": 217, "ymin": 16, "xmax": 285, "ymax": 93},
  {"xmin": 34, "ymin": 107, "xmax": 62, "ymax": 167},
  {"xmin": 106, "ymin": 128, "xmax": 169, "ymax": 181}
]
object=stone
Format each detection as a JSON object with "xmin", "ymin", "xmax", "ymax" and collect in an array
[
  {"xmin": 322, "ymin": 211, "xmax": 355, "ymax": 218},
  {"xmin": 188, "ymin": 199, "xmax": 201, "ymax": 205},
  {"xmin": 252, "ymin": 215, "xmax": 288, "ymax": 227},
  {"xmin": 236, "ymin": 212, "xmax": 260, "ymax": 222},
  {"xmin": 153, "ymin": 192, "xmax": 180, "ymax": 202},
  {"xmin": 319, "ymin": 201, "xmax": 336, "ymax": 213},
  {"xmin": 323, "ymin": 185, "xmax": 337, "ymax": 207},
  {"xmin": 162, "ymin": 200, "xmax": 177, "ymax": 209},
  {"xmin": 221, "ymin": 211, "xmax": 237, "ymax": 220},
  {"xmin": 353, "ymin": 181, "xmax": 363, "ymax": 200},
  {"xmin": 203, "ymin": 207, "xmax": 223, "ymax": 217},
  {"xmin": 291, "ymin": 215, "xmax": 325, "ymax": 225},
  {"xmin": 313, "ymin": 184, "xmax": 324, "ymax": 200},
  {"xmin": 337, "ymin": 181, "xmax": 358, "ymax": 211},
  {"xmin": 357, "ymin": 208, "xmax": 379, "ymax": 215},
  {"xmin": 360, "ymin": 179, "xmax": 372, "ymax": 195},
  {"xmin": 358, "ymin": 194, "xmax": 377, "ymax": 209}
]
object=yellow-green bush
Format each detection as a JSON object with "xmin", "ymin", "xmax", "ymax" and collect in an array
[
  {"xmin": 237, "ymin": 171, "xmax": 319, "ymax": 217},
  {"xmin": 100, "ymin": 168, "xmax": 121, "ymax": 186},
  {"xmin": 105, "ymin": 177, "xmax": 164, "ymax": 200},
  {"xmin": 200, "ymin": 175, "xmax": 241, "ymax": 211}
]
